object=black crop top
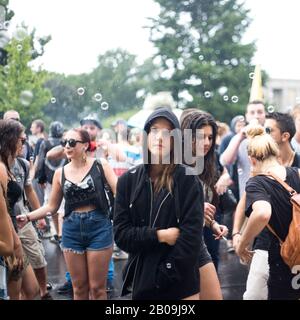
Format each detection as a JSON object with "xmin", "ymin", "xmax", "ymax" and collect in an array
[
  {"xmin": 7, "ymin": 179, "xmax": 23, "ymax": 232},
  {"xmin": 62, "ymin": 160, "xmax": 108, "ymax": 217}
]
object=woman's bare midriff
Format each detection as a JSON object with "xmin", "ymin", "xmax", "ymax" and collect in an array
[{"xmin": 73, "ymin": 205, "xmax": 97, "ymax": 213}]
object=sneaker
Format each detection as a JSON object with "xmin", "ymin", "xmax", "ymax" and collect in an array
[
  {"xmin": 57, "ymin": 281, "xmax": 73, "ymax": 295},
  {"xmin": 41, "ymin": 292, "xmax": 53, "ymax": 300},
  {"xmin": 46, "ymin": 282, "xmax": 53, "ymax": 290},
  {"xmin": 112, "ymin": 250, "xmax": 128, "ymax": 260}
]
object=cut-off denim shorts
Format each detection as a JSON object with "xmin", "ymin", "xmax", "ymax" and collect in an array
[{"xmin": 61, "ymin": 209, "xmax": 113, "ymax": 254}]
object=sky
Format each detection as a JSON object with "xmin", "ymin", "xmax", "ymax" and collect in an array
[{"xmin": 6, "ymin": 0, "xmax": 300, "ymax": 79}]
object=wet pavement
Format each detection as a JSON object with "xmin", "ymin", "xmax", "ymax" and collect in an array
[{"xmin": 44, "ymin": 239, "xmax": 248, "ymax": 300}]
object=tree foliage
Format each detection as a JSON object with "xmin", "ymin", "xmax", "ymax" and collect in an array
[
  {"xmin": 148, "ymin": 0, "xmax": 261, "ymax": 121},
  {"xmin": 0, "ymin": 36, "xmax": 51, "ymax": 126}
]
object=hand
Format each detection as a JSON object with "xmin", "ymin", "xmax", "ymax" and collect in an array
[
  {"xmin": 212, "ymin": 223, "xmax": 229, "ymax": 240},
  {"xmin": 39, "ymin": 183, "xmax": 46, "ymax": 189},
  {"xmin": 13, "ymin": 243, "xmax": 24, "ymax": 272},
  {"xmin": 204, "ymin": 202, "xmax": 216, "ymax": 225},
  {"xmin": 215, "ymin": 174, "xmax": 232, "ymax": 195},
  {"xmin": 215, "ymin": 183, "xmax": 227, "ymax": 196},
  {"xmin": 16, "ymin": 214, "xmax": 29, "ymax": 229},
  {"xmin": 157, "ymin": 227, "xmax": 180, "ymax": 246},
  {"xmin": 236, "ymin": 243, "xmax": 254, "ymax": 265},
  {"xmin": 232, "ymin": 233, "xmax": 241, "ymax": 251},
  {"xmin": 36, "ymin": 219, "xmax": 47, "ymax": 230}
]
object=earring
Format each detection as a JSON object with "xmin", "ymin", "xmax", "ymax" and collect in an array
[{"xmin": 82, "ymin": 152, "xmax": 87, "ymax": 164}]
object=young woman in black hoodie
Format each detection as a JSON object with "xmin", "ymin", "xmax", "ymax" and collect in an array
[{"xmin": 114, "ymin": 107, "xmax": 204, "ymax": 300}]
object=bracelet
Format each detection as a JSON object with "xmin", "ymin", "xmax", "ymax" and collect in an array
[
  {"xmin": 232, "ymin": 232, "xmax": 241, "ymax": 238},
  {"xmin": 26, "ymin": 214, "xmax": 31, "ymax": 222}
]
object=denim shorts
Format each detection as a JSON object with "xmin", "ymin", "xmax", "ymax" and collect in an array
[{"xmin": 61, "ymin": 209, "xmax": 113, "ymax": 254}]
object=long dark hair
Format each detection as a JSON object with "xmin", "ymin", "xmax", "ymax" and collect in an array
[
  {"xmin": 181, "ymin": 110, "xmax": 218, "ymax": 205},
  {"xmin": 0, "ymin": 119, "xmax": 24, "ymax": 174}
]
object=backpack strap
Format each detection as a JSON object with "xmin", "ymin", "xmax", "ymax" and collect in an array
[{"xmin": 263, "ymin": 171, "xmax": 297, "ymax": 196}]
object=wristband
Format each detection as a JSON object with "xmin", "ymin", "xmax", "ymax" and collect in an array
[
  {"xmin": 232, "ymin": 232, "xmax": 241, "ymax": 238},
  {"xmin": 26, "ymin": 214, "xmax": 31, "ymax": 222}
]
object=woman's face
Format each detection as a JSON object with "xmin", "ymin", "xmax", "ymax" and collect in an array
[
  {"xmin": 16, "ymin": 131, "xmax": 26, "ymax": 158},
  {"xmin": 148, "ymin": 118, "xmax": 174, "ymax": 163},
  {"xmin": 195, "ymin": 125, "xmax": 214, "ymax": 157},
  {"xmin": 62, "ymin": 130, "xmax": 88, "ymax": 161}
]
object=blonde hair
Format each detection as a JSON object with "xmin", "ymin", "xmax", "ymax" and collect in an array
[
  {"xmin": 291, "ymin": 104, "xmax": 300, "ymax": 120},
  {"xmin": 246, "ymin": 125, "xmax": 279, "ymax": 161}
]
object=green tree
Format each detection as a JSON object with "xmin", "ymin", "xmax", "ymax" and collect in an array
[
  {"xmin": 148, "ymin": 0, "xmax": 260, "ymax": 121},
  {"xmin": 0, "ymin": 36, "xmax": 51, "ymax": 126}
]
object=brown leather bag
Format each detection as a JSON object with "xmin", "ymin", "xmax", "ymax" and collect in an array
[{"xmin": 263, "ymin": 172, "xmax": 300, "ymax": 270}]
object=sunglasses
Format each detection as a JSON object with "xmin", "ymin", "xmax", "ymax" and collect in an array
[
  {"xmin": 265, "ymin": 127, "xmax": 271, "ymax": 134},
  {"xmin": 61, "ymin": 139, "xmax": 84, "ymax": 148}
]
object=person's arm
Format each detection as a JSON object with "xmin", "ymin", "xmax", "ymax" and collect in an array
[
  {"xmin": 97, "ymin": 139, "xmax": 127, "ymax": 162},
  {"xmin": 215, "ymin": 167, "xmax": 232, "ymax": 195},
  {"xmin": 236, "ymin": 200, "xmax": 271, "ymax": 263},
  {"xmin": 100, "ymin": 157, "xmax": 118, "ymax": 194},
  {"xmin": 232, "ymin": 192, "xmax": 247, "ymax": 250},
  {"xmin": 24, "ymin": 184, "xmax": 40, "ymax": 211},
  {"xmin": 0, "ymin": 165, "xmax": 14, "ymax": 256},
  {"xmin": 46, "ymin": 145, "xmax": 65, "ymax": 161},
  {"xmin": 219, "ymin": 132, "xmax": 245, "ymax": 166},
  {"xmin": 17, "ymin": 168, "xmax": 64, "ymax": 223}
]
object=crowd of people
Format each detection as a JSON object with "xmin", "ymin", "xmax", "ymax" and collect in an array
[{"xmin": 1, "ymin": 100, "xmax": 300, "ymax": 300}]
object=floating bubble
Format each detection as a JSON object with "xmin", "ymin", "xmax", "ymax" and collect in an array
[
  {"xmin": 77, "ymin": 87, "xmax": 85, "ymax": 96},
  {"xmin": 100, "ymin": 102, "xmax": 109, "ymax": 111},
  {"xmin": 19, "ymin": 90, "xmax": 33, "ymax": 106},
  {"xmin": 204, "ymin": 91, "xmax": 211, "ymax": 98},
  {"xmin": 199, "ymin": 55, "xmax": 204, "ymax": 61},
  {"xmin": 3, "ymin": 21, "xmax": 9, "ymax": 29},
  {"xmin": 267, "ymin": 105, "xmax": 275, "ymax": 113},
  {"xmin": 94, "ymin": 93, "xmax": 102, "ymax": 102},
  {"xmin": 218, "ymin": 86, "xmax": 228, "ymax": 96},
  {"xmin": 13, "ymin": 27, "xmax": 28, "ymax": 41},
  {"xmin": 16, "ymin": 44, "xmax": 23, "ymax": 51},
  {"xmin": 223, "ymin": 95, "xmax": 229, "ymax": 102},
  {"xmin": 249, "ymin": 72, "xmax": 255, "ymax": 79},
  {"xmin": 50, "ymin": 97, "xmax": 56, "ymax": 104},
  {"xmin": 231, "ymin": 96, "xmax": 239, "ymax": 103},
  {"xmin": 0, "ymin": 22, "xmax": 3, "ymax": 30},
  {"xmin": 3, "ymin": 65, "xmax": 10, "ymax": 74},
  {"xmin": 237, "ymin": 116, "xmax": 245, "ymax": 123}
]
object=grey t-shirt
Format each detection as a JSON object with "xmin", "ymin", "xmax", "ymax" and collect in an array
[
  {"xmin": 291, "ymin": 137, "xmax": 300, "ymax": 153},
  {"xmin": 12, "ymin": 158, "xmax": 31, "ymax": 215},
  {"xmin": 237, "ymin": 139, "xmax": 251, "ymax": 198}
]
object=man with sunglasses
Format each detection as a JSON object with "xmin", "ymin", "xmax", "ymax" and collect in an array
[{"xmin": 265, "ymin": 112, "xmax": 300, "ymax": 167}]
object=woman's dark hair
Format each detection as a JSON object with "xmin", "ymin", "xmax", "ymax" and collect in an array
[
  {"xmin": 0, "ymin": 119, "xmax": 25, "ymax": 174},
  {"xmin": 71, "ymin": 128, "xmax": 92, "ymax": 151},
  {"xmin": 181, "ymin": 110, "xmax": 218, "ymax": 205}
]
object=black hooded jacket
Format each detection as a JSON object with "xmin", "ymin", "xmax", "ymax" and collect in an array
[{"xmin": 113, "ymin": 108, "xmax": 204, "ymax": 300}]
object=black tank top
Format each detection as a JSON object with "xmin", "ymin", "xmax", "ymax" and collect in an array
[
  {"xmin": 62, "ymin": 160, "xmax": 107, "ymax": 217},
  {"xmin": 7, "ymin": 179, "xmax": 22, "ymax": 231}
]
